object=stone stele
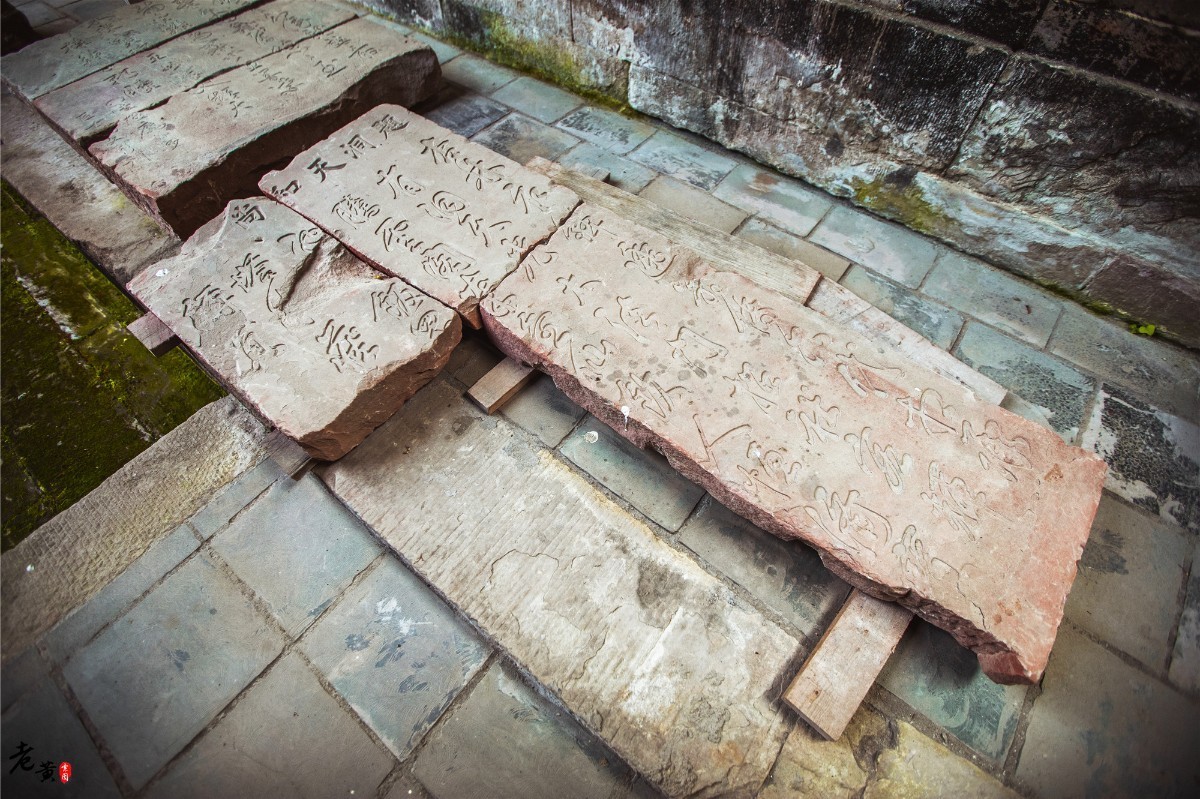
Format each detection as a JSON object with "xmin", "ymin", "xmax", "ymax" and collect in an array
[
  {"xmin": 35, "ymin": 0, "xmax": 356, "ymax": 145},
  {"xmin": 90, "ymin": 17, "xmax": 441, "ymax": 238},
  {"xmin": 260, "ymin": 105, "xmax": 580, "ymax": 328},
  {"xmin": 128, "ymin": 198, "xmax": 461, "ymax": 460},
  {"xmin": 480, "ymin": 203, "xmax": 1108, "ymax": 685},
  {"xmin": 1, "ymin": 0, "xmax": 259, "ymax": 101}
]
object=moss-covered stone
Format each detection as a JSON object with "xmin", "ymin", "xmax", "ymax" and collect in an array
[{"xmin": 849, "ymin": 173, "xmax": 954, "ymax": 238}]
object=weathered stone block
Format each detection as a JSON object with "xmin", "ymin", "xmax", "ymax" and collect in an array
[
  {"xmin": 90, "ymin": 17, "xmax": 441, "ymax": 237},
  {"xmin": 861, "ymin": 0, "xmax": 1045, "ymax": 49},
  {"xmin": 128, "ymin": 198, "xmax": 460, "ymax": 460},
  {"xmin": 1084, "ymin": 253, "xmax": 1200, "ymax": 349}
]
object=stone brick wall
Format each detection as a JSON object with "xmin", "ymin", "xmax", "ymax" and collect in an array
[{"xmin": 366, "ymin": 0, "xmax": 1200, "ymax": 348}]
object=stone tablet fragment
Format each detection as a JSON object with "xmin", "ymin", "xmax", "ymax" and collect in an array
[
  {"xmin": 480, "ymin": 204, "xmax": 1107, "ymax": 684},
  {"xmin": 260, "ymin": 105, "xmax": 579, "ymax": 327},
  {"xmin": 90, "ymin": 18, "xmax": 441, "ymax": 237},
  {"xmin": 35, "ymin": 0, "xmax": 356, "ymax": 145},
  {"xmin": 1, "ymin": 0, "xmax": 259, "ymax": 100},
  {"xmin": 129, "ymin": 198, "xmax": 460, "ymax": 460}
]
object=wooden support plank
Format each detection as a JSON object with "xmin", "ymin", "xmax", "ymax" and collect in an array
[
  {"xmin": 467, "ymin": 357, "xmax": 536, "ymax": 413},
  {"xmin": 127, "ymin": 312, "xmax": 178, "ymax": 356},
  {"xmin": 264, "ymin": 429, "xmax": 312, "ymax": 480}
]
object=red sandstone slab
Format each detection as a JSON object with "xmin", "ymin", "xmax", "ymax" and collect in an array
[
  {"xmin": 35, "ymin": 0, "xmax": 356, "ymax": 145},
  {"xmin": 129, "ymin": 197, "xmax": 461, "ymax": 460},
  {"xmin": 480, "ymin": 203, "xmax": 1107, "ymax": 684},
  {"xmin": 259, "ymin": 105, "xmax": 579, "ymax": 328},
  {"xmin": 1, "ymin": 0, "xmax": 260, "ymax": 101},
  {"xmin": 89, "ymin": 17, "xmax": 440, "ymax": 238}
]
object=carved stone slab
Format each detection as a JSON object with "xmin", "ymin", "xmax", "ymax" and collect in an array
[
  {"xmin": 480, "ymin": 203, "xmax": 1107, "ymax": 684},
  {"xmin": 1, "ymin": 0, "xmax": 259, "ymax": 101},
  {"xmin": 35, "ymin": 0, "xmax": 356, "ymax": 145},
  {"xmin": 128, "ymin": 198, "xmax": 461, "ymax": 460},
  {"xmin": 90, "ymin": 18, "xmax": 441, "ymax": 237},
  {"xmin": 259, "ymin": 105, "xmax": 579, "ymax": 328}
]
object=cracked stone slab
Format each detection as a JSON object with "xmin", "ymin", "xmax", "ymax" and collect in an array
[
  {"xmin": 259, "ymin": 105, "xmax": 579, "ymax": 327},
  {"xmin": 128, "ymin": 198, "xmax": 460, "ymax": 460},
  {"xmin": 481, "ymin": 203, "xmax": 1107, "ymax": 684},
  {"xmin": 321, "ymin": 380, "xmax": 795, "ymax": 798},
  {"xmin": 90, "ymin": 17, "xmax": 441, "ymax": 237}
]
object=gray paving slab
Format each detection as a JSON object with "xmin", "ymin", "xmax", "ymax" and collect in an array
[
  {"xmin": 210, "ymin": 474, "xmax": 381, "ymax": 636},
  {"xmin": 15, "ymin": 0, "xmax": 57, "ymax": 26},
  {"xmin": 62, "ymin": 554, "xmax": 284, "ymax": 789},
  {"xmin": 809, "ymin": 205, "xmax": 941, "ymax": 288},
  {"xmin": 638, "ymin": 175, "xmax": 749, "ymax": 234},
  {"xmin": 629, "ymin": 129, "xmax": 737, "ymax": 190},
  {"xmin": 472, "ymin": 111, "xmax": 580, "ymax": 165},
  {"xmin": 299, "ymin": 557, "xmax": 490, "ymax": 760},
  {"xmin": 500, "ymin": 373, "xmax": 586, "ymax": 448},
  {"xmin": 441, "ymin": 53, "xmax": 519, "ymax": 94},
  {"xmin": 1170, "ymin": 538, "xmax": 1200, "ymax": 697},
  {"xmin": 405, "ymin": 29, "xmax": 461, "ymax": 63},
  {"xmin": 841, "ymin": 265, "xmax": 965, "ymax": 350},
  {"xmin": 713, "ymin": 163, "xmax": 832, "ymax": 236},
  {"xmin": 733, "ymin": 217, "xmax": 851, "ymax": 280},
  {"xmin": 0, "ymin": 647, "xmax": 48, "ymax": 715},
  {"xmin": 491, "ymin": 75, "xmax": 583, "ymax": 123},
  {"xmin": 555, "ymin": 106, "xmax": 655, "ymax": 154},
  {"xmin": 187, "ymin": 458, "xmax": 283, "ymax": 540},
  {"xmin": 557, "ymin": 141, "xmax": 657, "ymax": 193},
  {"xmin": 560, "ymin": 416, "xmax": 705, "ymax": 532},
  {"xmin": 59, "ymin": 0, "xmax": 123, "ymax": 22},
  {"xmin": 413, "ymin": 660, "xmax": 636, "ymax": 799},
  {"xmin": 420, "ymin": 87, "xmax": 511, "ymax": 137},
  {"xmin": 144, "ymin": 652, "xmax": 394, "ymax": 799}
]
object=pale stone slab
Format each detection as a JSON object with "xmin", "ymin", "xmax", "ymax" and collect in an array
[
  {"xmin": 1, "ymin": 0, "xmax": 259, "ymax": 100},
  {"xmin": 260, "ymin": 105, "xmax": 579, "ymax": 327},
  {"xmin": 322, "ymin": 380, "xmax": 796, "ymax": 798},
  {"xmin": 35, "ymin": 0, "xmax": 356, "ymax": 144},
  {"xmin": 481, "ymin": 203, "xmax": 1108, "ymax": 684},
  {"xmin": 90, "ymin": 17, "xmax": 441, "ymax": 236},
  {"xmin": 128, "ymin": 198, "xmax": 461, "ymax": 460}
]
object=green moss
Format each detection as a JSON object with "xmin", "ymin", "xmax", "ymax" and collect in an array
[{"xmin": 849, "ymin": 175, "xmax": 953, "ymax": 237}]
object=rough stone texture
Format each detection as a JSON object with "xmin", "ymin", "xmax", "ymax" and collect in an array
[
  {"xmin": 128, "ymin": 199, "xmax": 460, "ymax": 460},
  {"xmin": 0, "ymin": 0, "xmax": 259, "ymax": 100},
  {"xmin": 1085, "ymin": 253, "xmax": 1200, "ymax": 348},
  {"xmin": 418, "ymin": 83, "xmax": 510, "ymax": 137},
  {"xmin": 471, "ymin": 111, "xmax": 580, "ymax": 164},
  {"xmin": 555, "ymin": 105, "xmax": 654, "ymax": 155},
  {"xmin": 260, "ymin": 105, "xmax": 579, "ymax": 326},
  {"xmin": 34, "ymin": 0, "xmax": 356, "ymax": 144},
  {"xmin": 323, "ymin": 380, "xmax": 796, "ymax": 798},
  {"xmin": 629, "ymin": 130, "xmax": 737, "ymax": 191},
  {"xmin": 713, "ymin": 163, "xmax": 832, "ymax": 238},
  {"xmin": 637, "ymin": 176, "xmax": 749, "ymax": 235},
  {"xmin": 482, "ymin": 203, "xmax": 1108, "ymax": 684},
  {"xmin": 840, "ymin": 267, "xmax": 964, "ymax": 351},
  {"xmin": 1170, "ymin": 539, "xmax": 1200, "ymax": 697},
  {"xmin": 500, "ymin": 372, "xmax": 586, "ymax": 448},
  {"xmin": 91, "ymin": 17, "xmax": 442, "ymax": 237},
  {"xmin": 186, "ymin": 458, "xmax": 282, "ymax": 539}
]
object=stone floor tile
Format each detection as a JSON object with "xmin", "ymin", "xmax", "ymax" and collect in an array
[
  {"xmin": 678, "ymin": 497, "xmax": 849, "ymax": 638},
  {"xmin": 413, "ymin": 661, "xmax": 635, "ymax": 799},
  {"xmin": 954, "ymin": 322, "xmax": 1095, "ymax": 440},
  {"xmin": 33, "ymin": 18, "xmax": 76, "ymax": 36},
  {"xmin": 879, "ymin": 622, "xmax": 1027, "ymax": 762},
  {"xmin": 500, "ymin": 373, "xmax": 586, "ymax": 448},
  {"xmin": 555, "ymin": 106, "xmax": 655, "ymax": 154},
  {"xmin": 1015, "ymin": 627, "xmax": 1200, "ymax": 799},
  {"xmin": 924, "ymin": 251, "xmax": 1063, "ymax": 347},
  {"xmin": 557, "ymin": 141, "xmax": 656, "ymax": 193},
  {"xmin": 187, "ymin": 458, "xmax": 282, "ymax": 540},
  {"xmin": 1, "ymin": 676, "xmax": 121, "ymax": 799},
  {"xmin": 14, "ymin": 0, "xmax": 58, "ymax": 27},
  {"xmin": 809, "ymin": 205, "xmax": 940, "ymax": 288},
  {"xmin": 44, "ymin": 523, "xmax": 199, "ymax": 663},
  {"xmin": 1, "ymin": 647, "xmax": 48, "ymax": 714},
  {"xmin": 62, "ymin": 554, "xmax": 284, "ymax": 789},
  {"xmin": 1064, "ymin": 494, "xmax": 1190, "ymax": 672},
  {"xmin": 440, "ymin": 53, "xmax": 519, "ymax": 94},
  {"xmin": 713, "ymin": 163, "xmax": 832, "ymax": 236},
  {"xmin": 734, "ymin": 216, "xmax": 851, "ymax": 281},
  {"xmin": 560, "ymin": 416, "xmax": 705, "ymax": 532},
  {"xmin": 445, "ymin": 332, "xmax": 504, "ymax": 386},
  {"xmin": 491, "ymin": 75, "xmax": 583, "ymax": 123},
  {"xmin": 59, "ymin": 0, "xmax": 123, "ymax": 22},
  {"xmin": 629, "ymin": 129, "xmax": 737, "ymax": 190},
  {"xmin": 840, "ymin": 266, "xmax": 964, "ymax": 350},
  {"xmin": 144, "ymin": 653, "xmax": 393, "ymax": 799},
  {"xmin": 1080, "ymin": 384, "xmax": 1200, "ymax": 534},
  {"xmin": 419, "ymin": 86, "xmax": 511, "ymax": 138},
  {"xmin": 472, "ymin": 112, "xmax": 580, "ymax": 165},
  {"xmin": 637, "ymin": 175, "xmax": 748, "ymax": 234},
  {"xmin": 299, "ymin": 557, "xmax": 490, "ymax": 760},
  {"xmin": 210, "ymin": 475, "xmax": 381, "ymax": 636},
  {"xmin": 406, "ymin": 30, "xmax": 462, "ymax": 63},
  {"xmin": 1169, "ymin": 539, "xmax": 1200, "ymax": 697},
  {"xmin": 43, "ymin": 0, "xmax": 79, "ymax": 8}
]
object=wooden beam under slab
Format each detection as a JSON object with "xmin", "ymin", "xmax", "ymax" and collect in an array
[
  {"xmin": 127, "ymin": 312, "xmax": 178, "ymax": 356},
  {"xmin": 468, "ymin": 357, "xmax": 536, "ymax": 414},
  {"xmin": 264, "ymin": 429, "xmax": 312, "ymax": 480}
]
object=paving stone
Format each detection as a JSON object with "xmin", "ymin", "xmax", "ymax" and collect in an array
[
  {"xmin": 734, "ymin": 217, "xmax": 851, "ymax": 281},
  {"xmin": 924, "ymin": 251, "xmax": 1063, "ymax": 347},
  {"xmin": 628, "ymin": 129, "xmax": 737, "ymax": 190},
  {"xmin": 445, "ymin": 330, "xmax": 504, "ymax": 386},
  {"xmin": 472, "ymin": 111, "xmax": 581, "ymax": 165},
  {"xmin": 490, "ymin": 75, "xmax": 583, "ymax": 123},
  {"xmin": 954, "ymin": 322, "xmax": 1095, "ymax": 441},
  {"xmin": 14, "ymin": 0, "xmax": 58, "ymax": 27},
  {"xmin": 419, "ymin": 85, "xmax": 511, "ymax": 137},
  {"xmin": 413, "ymin": 660, "xmax": 634, "ymax": 799},
  {"xmin": 555, "ymin": 106, "xmax": 655, "ymax": 155},
  {"xmin": 500, "ymin": 372, "xmax": 586, "ymax": 448},
  {"xmin": 211, "ymin": 474, "xmax": 380, "ymax": 635},
  {"xmin": 841, "ymin": 266, "xmax": 964, "ymax": 351},
  {"xmin": 1170, "ymin": 539, "xmax": 1200, "ymax": 697},
  {"xmin": 261, "ymin": 105, "xmax": 579, "ymax": 327},
  {"xmin": 1, "ymin": 0, "xmax": 258, "ymax": 99},
  {"xmin": 187, "ymin": 457, "xmax": 281, "ymax": 539},
  {"xmin": 1080, "ymin": 384, "xmax": 1200, "ymax": 535},
  {"xmin": 129, "ymin": 198, "xmax": 461, "ymax": 460},
  {"xmin": 144, "ymin": 652, "xmax": 393, "ymax": 799},
  {"xmin": 322, "ymin": 380, "xmax": 796, "ymax": 797},
  {"xmin": 1015, "ymin": 627, "xmax": 1200, "ymax": 799},
  {"xmin": 560, "ymin": 416, "xmax": 705, "ymax": 532},
  {"xmin": 1064, "ymin": 495, "xmax": 1190, "ymax": 672},
  {"xmin": 0, "ymin": 647, "xmax": 48, "ymax": 714},
  {"xmin": 33, "ymin": 17, "xmax": 76, "ymax": 36},
  {"xmin": 63, "ymin": 554, "xmax": 284, "ymax": 789},
  {"xmin": 712, "ymin": 163, "xmax": 832, "ymax": 237},
  {"xmin": 440, "ymin": 52, "xmax": 518, "ymax": 94},
  {"xmin": 299, "ymin": 556, "xmax": 490, "ymax": 760},
  {"xmin": 405, "ymin": 29, "xmax": 460, "ymax": 63},
  {"xmin": 809, "ymin": 205, "xmax": 940, "ymax": 288},
  {"xmin": 35, "ymin": 0, "xmax": 355, "ymax": 144},
  {"xmin": 557, "ymin": 141, "xmax": 657, "ymax": 193},
  {"xmin": 92, "ymin": 17, "xmax": 440, "ymax": 237},
  {"xmin": 638, "ymin": 175, "xmax": 748, "ymax": 234},
  {"xmin": 482, "ymin": 203, "xmax": 1106, "ymax": 684},
  {"xmin": 60, "ymin": 0, "xmax": 125, "ymax": 22}
]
